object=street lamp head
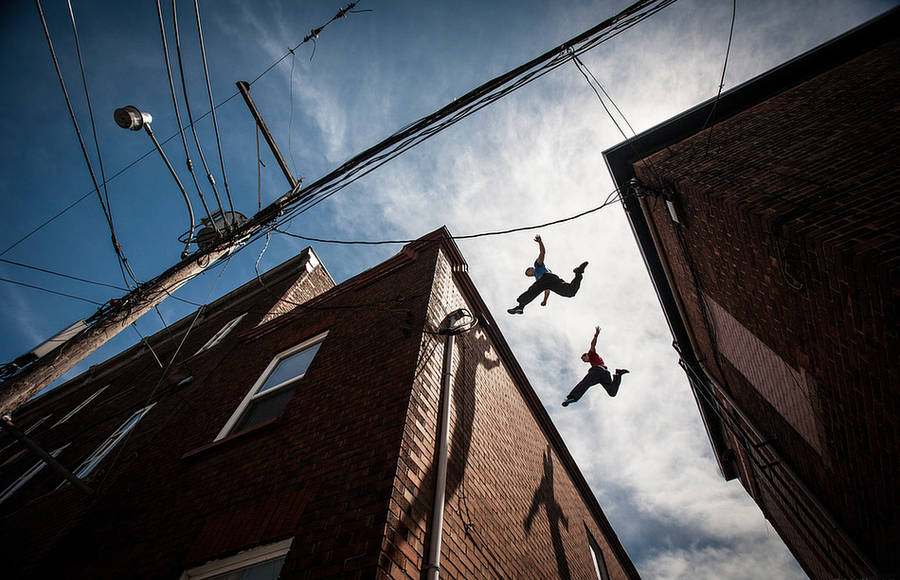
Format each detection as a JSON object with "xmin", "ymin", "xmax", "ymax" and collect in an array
[{"xmin": 114, "ymin": 106, "xmax": 152, "ymax": 131}]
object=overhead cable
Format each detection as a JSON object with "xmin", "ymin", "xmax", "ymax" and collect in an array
[
  {"xmin": 702, "ymin": 0, "xmax": 737, "ymax": 157},
  {"xmin": 171, "ymin": 0, "xmax": 227, "ymax": 227},
  {"xmin": 33, "ymin": 0, "xmax": 134, "ymax": 285},
  {"xmin": 261, "ymin": 0, "xmax": 678, "ymax": 232},
  {"xmin": 0, "ymin": 277, "xmax": 104, "ymax": 306},
  {"xmin": 3, "ymin": 0, "xmax": 368, "ymax": 257},
  {"xmin": 0, "ymin": 258, "xmax": 128, "ymax": 292},
  {"xmin": 193, "ymin": 0, "xmax": 236, "ymax": 216},
  {"xmin": 65, "ymin": 0, "xmax": 137, "ymax": 288},
  {"xmin": 272, "ymin": 193, "xmax": 620, "ymax": 245}
]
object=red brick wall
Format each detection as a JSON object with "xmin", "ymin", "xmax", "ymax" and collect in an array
[
  {"xmin": 379, "ymin": 247, "xmax": 635, "ymax": 579},
  {"xmin": 1, "ymin": 240, "xmax": 634, "ymax": 579},
  {"xmin": 633, "ymin": 39, "xmax": 899, "ymax": 576}
]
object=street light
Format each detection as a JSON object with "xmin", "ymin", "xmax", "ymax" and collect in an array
[{"xmin": 114, "ymin": 106, "xmax": 194, "ymax": 258}]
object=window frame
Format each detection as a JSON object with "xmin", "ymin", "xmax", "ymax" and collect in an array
[
  {"xmin": 587, "ymin": 528, "xmax": 611, "ymax": 580},
  {"xmin": 215, "ymin": 331, "xmax": 327, "ymax": 441},
  {"xmin": 0, "ymin": 444, "xmax": 68, "ymax": 503},
  {"xmin": 51, "ymin": 385, "xmax": 109, "ymax": 428},
  {"xmin": 179, "ymin": 537, "xmax": 293, "ymax": 580},
  {"xmin": 196, "ymin": 313, "xmax": 247, "ymax": 355},
  {"xmin": 71, "ymin": 403, "xmax": 155, "ymax": 479}
]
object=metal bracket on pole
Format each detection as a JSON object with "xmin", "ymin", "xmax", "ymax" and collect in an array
[{"xmin": 236, "ymin": 80, "xmax": 300, "ymax": 191}]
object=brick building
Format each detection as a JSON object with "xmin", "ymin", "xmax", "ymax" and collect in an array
[
  {"xmin": 603, "ymin": 8, "xmax": 898, "ymax": 579},
  {"xmin": 0, "ymin": 228, "xmax": 638, "ymax": 579}
]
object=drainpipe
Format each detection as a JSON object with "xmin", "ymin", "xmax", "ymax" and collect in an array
[{"xmin": 425, "ymin": 309, "xmax": 474, "ymax": 580}]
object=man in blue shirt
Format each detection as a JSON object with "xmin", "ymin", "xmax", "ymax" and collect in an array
[{"xmin": 507, "ymin": 235, "xmax": 588, "ymax": 314}]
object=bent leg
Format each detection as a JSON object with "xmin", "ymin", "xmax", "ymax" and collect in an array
[
  {"xmin": 517, "ymin": 276, "xmax": 554, "ymax": 307},
  {"xmin": 601, "ymin": 369, "xmax": 622, "ymax": 397},
  {"xmin": 551, "ymin": 273, "xmax": 583, "ymax": 298},
  {"xmin": 566, "ymin": 368, "xmax": 603, "ymax": 402}
]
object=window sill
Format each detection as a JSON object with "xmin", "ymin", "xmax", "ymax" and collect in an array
[{"xmin": 181, "ymin": 417, "xmax": 279, "ymax": 460}]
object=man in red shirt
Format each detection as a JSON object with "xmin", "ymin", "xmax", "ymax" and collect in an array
[{"xmin": 562, "ymin": 326, "xmax": 629, "ymax": 407}]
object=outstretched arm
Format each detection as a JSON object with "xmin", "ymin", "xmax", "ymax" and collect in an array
[
  {"xmin": 534, "ymin": 235, "xmax": 545, "ymax": 265},
  {"xmin": 589, "ymin": 326, "xmax": 600, "ymax": 353}
]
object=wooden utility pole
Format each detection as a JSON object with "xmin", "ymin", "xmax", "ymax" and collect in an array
[
  {"xmin": 0, "ymin": 248, "xmax": 230, "ymax": 414},
  {"xmin": 0, "ymin": 0, "xmax": 674, "ymax": 414}
]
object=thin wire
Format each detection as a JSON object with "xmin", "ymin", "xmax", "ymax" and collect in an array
[
  {"xmin": 65, "ymin": 0, "xmax": 137, "ymax": 288},
  {"xmin": 33, "ymin": 0, "xmax": 132, "ymax": 286},
  {"xmin": 273, "ymin": 194, "xmax": 620, "ymax": 245},
  {"xmin": 156, "ymin": 0, "xmax": 215, "ymax": 235},
  {"xmin": 0, "ymin": 258, "xmax": 129, "ymax": 292},
  {"xmin": 288, "ymin": 50, "xmax": 299, "ymax": 177},
  {"xmin": 171, "ymin": 0, "xmax": 227, "ymax": 222},
  {"xmin": 256, "ymin": 125, "xmax": 263, "ymax": 210},
  {"xmin": 0, "ymin": 277, "xmax": 104, "ymax": 306},
  {"xmin": 94, "ymin": 255, "xmax": 233, "ymax": 494},
  {"xmin": 0, "ymin": 191, "xmax": 94, "ymax": 257},
  {"xmin": 193, "ymin": 0, "xmax": 236, "ymax": 216},
  {"xmin": 703, "ymin": 0, "xmax": 737, "ymax": 157}
]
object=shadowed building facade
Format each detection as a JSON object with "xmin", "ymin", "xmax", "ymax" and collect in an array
[
  {"xmin": 604, "ymin": 9, "xmax": 898, "ymax": 579},
  {"xmin": 0, "ymin": 228, "xmax": 638, "ymax": 579}
]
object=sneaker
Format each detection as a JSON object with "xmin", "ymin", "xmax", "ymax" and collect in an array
[
  {"xmin": 507, "ymin": 306, "xmax": 524, "ymax": 315},
  {"xmin": 615, "ymin": 368, "xmax": 629, "ymax": 375},
  {"xmin": 573, "ymin": 261, "xmax": 588, "ymax": 275},
  {"xmin": 562, "ymin": 398, "xmax": 574, "ymax": 407}
]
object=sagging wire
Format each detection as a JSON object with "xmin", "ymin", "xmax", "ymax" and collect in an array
[
  {"xmin": 171, "ymin": 0, "xmax": 226, "ymax": 232},
  {"xmin": 93, "ymin": 254, "xmax": 233, "ymax": 494},
  {"xmin": 259, "ymin": 0, "xmax": 677, "ymax": 231},
  {"xmin": 65, "ymin": 0, "xmax": 138, "ymax": 288},
  {"xmin": 272, "ymin": 194, "xmax": 621, "ymax": 246},
  {"xmin": 193, "ymin": 0, "xmax": 236, "ymax": 217},
  {"xmin": 156, "ymin": 0, "xmax": 204, "ymax": 248},
  {"xmin": 34, "ymin": 0, "xmax": 136, "ymax": 288},
  {"xmin": 702, "ymin": 0, "xmax": 737, "ymax": 157},
  {"xmin": 0, "ymin": 257, "xmax": 128, "ymax": 292},
  {"xmin": 0, "ymin": 277, "xmax": 104, "ymax": 306}
]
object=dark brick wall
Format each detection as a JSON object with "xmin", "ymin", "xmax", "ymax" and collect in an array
[
  {"xmin": 633, "ymin": 38, "xmax": 899, "ymax": 576},
  {"xmin": 0, "ymin": 237, "xmax": 634, "ymax": 579}
]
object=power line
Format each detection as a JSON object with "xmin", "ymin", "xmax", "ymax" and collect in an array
[
  {"xmin": 703, "ymin": 0, "xmax": 737, "ymax": 157},
  {"xmin": 1, "ymin": 1, "xmax": 368, "ymax": 258},
  {"xmin": 0, "ymin": 277, "xmax": 104, "ymax": 306},
  {"xmin": 0, "ymin": 258, "xmax": 128, "ymax": 292},
  {"xmin": 171, "ymin": 0, "xmax": 227, "ymax": 226},
  {"xmin": 33, "ymin": 0, "xmax": 134, "ymax": 286},
  {"xmin": 65, "ymin": 0, "xmax": 137, "ymax": 288},
  {"xmin": 261, "ymin": 0, "xmax": 678, "ymax": 232},
  {"xmin": 272, "ymin": 193, "xmax": 621, "ymax": 245},
  {"xmin": 193, "ymin": 0, "xmax": 235, "ymax": 216}
]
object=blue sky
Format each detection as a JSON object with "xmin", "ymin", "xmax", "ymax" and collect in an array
[{"xmin": 1, "ymin": 0, "xmax": 895, "ymax": 577}]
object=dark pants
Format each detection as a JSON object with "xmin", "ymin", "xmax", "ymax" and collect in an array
[
  {"xmin": 517, "ymin": 273, "xmax": 582, "ymax": 307},
  {"xmin": 567, "ymin": 366, "xmax": 622, "ymax": 402}
]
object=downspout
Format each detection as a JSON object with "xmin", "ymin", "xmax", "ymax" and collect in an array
[{"xmin": 425, "ymin": 308, "xmax": 474, "ymax": 580}]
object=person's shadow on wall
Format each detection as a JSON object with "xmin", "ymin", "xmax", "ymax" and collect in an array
[{"xmin": 524, "ymin": 445, "xmax": 571, "ymax": 580}]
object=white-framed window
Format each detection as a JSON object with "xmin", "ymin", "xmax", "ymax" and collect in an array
[
  {"xmin": 0, "ymin": 445, "xmax": 68, "ymax": 503},
  {"xmin": 51, "ymin": 385, "xmax": 109, "ymax": 428},
  {"xmin": 196, "ymin": 313, "xmax": 247, "ymax": 355},
  {"xmin": 215, "ymin": 332, "xmax": 327, "ymax": 441},
  {"xmin": 180, "ymin": 538, "xmax": 293, "ymax": 580},
  {"xmin": 71, "ymin": 403, "xmax": 155, "ymax": 479},
  {"xmin": 587, "ymin": 530, "xmax": 611, "ymax": 580}
]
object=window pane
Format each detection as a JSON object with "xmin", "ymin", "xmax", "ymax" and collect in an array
[
  {"xmin": 233, "ymin": 387, "xmax": 295, "ymax": 433},
  {"xmin": 206, "ymin": 556, "xmax": 286, "ymax": 580},
  {"xmin": 258, "ymin": 343, "xmax": 321, "ymax": 393}
]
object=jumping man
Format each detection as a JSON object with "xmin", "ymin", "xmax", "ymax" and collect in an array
[
  {"xmin": 507, "ymin": 235, "xmax": 588, "ymax": 315},
  {"xmin": 562, "ymin": 326, "xmax": 629, "ymax": 407}
]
